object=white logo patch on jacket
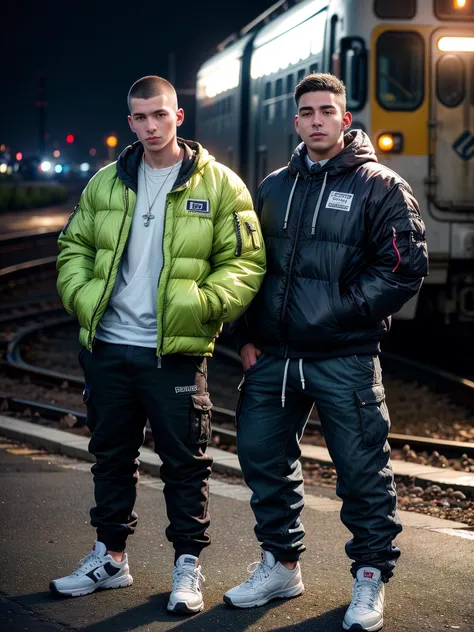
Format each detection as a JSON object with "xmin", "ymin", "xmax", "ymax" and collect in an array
[
  {"xmin": 326, "ymin": 191, "xmax": 354, "ymax": 212},
  {"xmin": 186, "ymin": 199, "xmax": 210, "ymax": 214}
]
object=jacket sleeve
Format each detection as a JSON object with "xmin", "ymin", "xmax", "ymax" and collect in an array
[
  {"xmin": 228, "ymin": 181, "xmax": 265, "ymax": 352},
  {"xmin": 333, "ymin": 183, "xmax": 428, "ymax": 324},
  {"xmin": 199, "ymin": 176, "xmax": 266, "ymax": 324},
  {"xmin": 56, "ymin": 181, "xmax": 97, "ymax": 316}
]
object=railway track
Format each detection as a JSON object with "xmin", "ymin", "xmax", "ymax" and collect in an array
[{"xmin": 2, "ymin": 255, "xmax": 474, "ymax": 465}]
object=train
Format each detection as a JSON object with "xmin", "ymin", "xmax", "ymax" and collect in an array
[{"xmin": 195, "ymin": 0, "xmax": 474, "ymax": 324}]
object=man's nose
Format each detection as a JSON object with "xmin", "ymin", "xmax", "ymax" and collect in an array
[{"xmin": 146, "ymin": 118, "xmax": 157, "ymax": 132}]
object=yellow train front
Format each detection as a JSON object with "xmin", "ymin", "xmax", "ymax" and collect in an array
[{"xmin": 196, "ymin": 0, "xmax": 474, "ymax": 325}]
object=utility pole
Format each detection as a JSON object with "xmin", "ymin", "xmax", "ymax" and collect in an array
[{"xmin": 36, "ymin": 75, "xmax": 47, "ymax": 157}]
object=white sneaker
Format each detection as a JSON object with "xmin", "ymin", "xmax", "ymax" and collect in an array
[
  {"xmin": 343, "ymin": 567, "xmax": 385, "ymax": 631},
  {"xmin": 50, "ymin": 541, "xmax": 133, "ymax": 597},
  {"xmin": 223, "ymin": 550, "xmax": 304, "ymax": 608},
  {"xmin": 167, "ymin": 555, "xmax": 205, "ymax": 615}
]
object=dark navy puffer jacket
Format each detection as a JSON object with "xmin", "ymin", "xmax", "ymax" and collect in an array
[{"xmin": 231, "ymin": 130, "xmax": 428, "ymax": 359}]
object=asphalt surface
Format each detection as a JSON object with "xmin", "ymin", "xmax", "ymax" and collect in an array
[{"xmin": 1, "ymin": 446, "xmax": 473, "ymax": 632}]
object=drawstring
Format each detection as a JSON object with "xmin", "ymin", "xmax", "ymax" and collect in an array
[
  {"xmin": 281, "ymin": 359, "xmax": 290, "ymax": 408},
  {"xmin": 311, "ymin": 171, "xmax": 328, "ymax": 235},
  {"xmin": 283, "ymin": 173, "xmax": 299, "ymax": 230},
  {"xmin": 298, "ymin": 358, "xmax": 305, "ymax": 389},
  {"xmin": 281, "ymin": 358, "xmax": 306, "ymax": 407}
]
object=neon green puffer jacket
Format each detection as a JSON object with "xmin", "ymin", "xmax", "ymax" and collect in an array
[{"xmin": 56, "ymin": 139, "xmax": 266, "ymax": 356}]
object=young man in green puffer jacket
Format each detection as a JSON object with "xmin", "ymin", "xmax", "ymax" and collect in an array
[{"xmin": 52, "ymin": 75, "xmax": 265, "ymax": 614}]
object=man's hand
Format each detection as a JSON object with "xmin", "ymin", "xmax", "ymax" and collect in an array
[{"xmin": 240, "ymin": 343, "xmax": 262, "ymax": 372}]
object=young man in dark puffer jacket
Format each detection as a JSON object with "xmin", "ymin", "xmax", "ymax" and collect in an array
[{"xmin": 225, "ymin": 73, "xmax": 428, "ymax": 632}]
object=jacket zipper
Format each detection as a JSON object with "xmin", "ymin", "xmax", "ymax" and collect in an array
[
  {"xmin": 62, "ymin": 203, "xmax": 80, "ymax": 234},
  {"xmin": 234, "ymin": 212, "xmax": 243, "ymax": 256},
  {"xmin": 280, "ymin": 177, "xmax": 313, "ymax": 348},
  {"xmin": 156, "ymin": 197, "xmax": 170, "ymax": 367},
  {"xmin": 245, "ymin": 221, "xmax": 260, "ymax": 249},
  {"xmin": 88, "ymin": 187, "xmax": 129, "ymax": 349}
]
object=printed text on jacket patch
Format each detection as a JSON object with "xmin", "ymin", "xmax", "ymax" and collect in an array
[
  {"xmin": 186, "ymin": 199, "xmax": 209, "ymax": 214},
  {"xmin": 175, "ymin": 385, "xmax": 198, "ymax": 394},
  {"xmin": 326, "ymin": 191, "xmax": 354, "ymax": 212}
]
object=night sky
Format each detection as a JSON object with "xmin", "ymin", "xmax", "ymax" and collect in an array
[{"xmin": 1, "ymin": 0, "xmax": 275, "ymax": 160}]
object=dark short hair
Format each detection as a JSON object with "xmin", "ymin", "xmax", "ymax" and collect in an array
[
  {"xmin": 294, "ymin": 73, "xmax": 346, "ymax": 111},
  {"xmin": 127, "ymin": 76, "xmax": 177, "ymax": 112}
]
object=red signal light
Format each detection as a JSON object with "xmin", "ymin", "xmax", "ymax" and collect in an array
[{"xmin": 66, "ymin": 134, "xmax": 75, "ymax": 144}]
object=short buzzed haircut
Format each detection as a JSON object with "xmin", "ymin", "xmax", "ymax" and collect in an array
[
  {"xmin": 127, "ymin": 76, "xmax": 177, "ymax": 112},
  {"xmin": 294, "ymin": 73, "xmax": 346, "ymax": 112}
]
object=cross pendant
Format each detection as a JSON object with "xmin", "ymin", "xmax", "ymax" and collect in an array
[{"xmin": 142, "ymin": 211, "xmax": 155, "ymax": 227}]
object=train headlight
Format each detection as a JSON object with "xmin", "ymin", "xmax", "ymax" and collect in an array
[
  {"xmin": 377, "ymin": 133, "xmax": 404, "ymax": 153},
  {"xmin": 438, "ymin": 36, "xmax": 474, "ymax": 52},
  {"xmin": 454, "ymin": 0, "xmax": 467, "ymax": 9}
]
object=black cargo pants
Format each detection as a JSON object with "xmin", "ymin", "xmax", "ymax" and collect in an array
[
  {"xmin": 79, "ymin": 339, "xmax": 213, "ymax": 556},
  {"xmin": 236, "ymin": 352, "xmax": 402, "ymax": 581}
]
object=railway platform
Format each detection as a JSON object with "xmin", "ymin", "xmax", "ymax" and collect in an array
[{"xmin": 1, "ymin": 417, "xmax": 473, "ymax": 632}]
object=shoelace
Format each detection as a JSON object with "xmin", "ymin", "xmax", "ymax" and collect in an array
[
  {"xmin": 352, "ymin": 580, "xmax": 380, "ymax": 610},
  {"xmin": 172, "ymin": 565, "xmax": 205, "ymax": 591},
  {"xmin": 71, "ymin": 552, "xmax": 103, "ymax": 577},
  {"xmin": 243, "ymin": 560, "xmax": 271, "ymax": 587}
]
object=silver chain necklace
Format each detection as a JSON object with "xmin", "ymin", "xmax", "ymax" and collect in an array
[{"xmin": 140, "ymin": 156, "xmax": 178, "ymax": 227}]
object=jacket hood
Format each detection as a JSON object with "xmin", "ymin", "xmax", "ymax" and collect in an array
[
  {"xmin": 116, "ymin": 138, "xmax": 214, "ymax": 193},
  {"xmin": 289, "ymin": 130, "xmax": 378, "ymax": 177}
]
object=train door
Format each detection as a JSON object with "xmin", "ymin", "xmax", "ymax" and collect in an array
[{"xmin": 430, "ymin": 29, "xmax": 474, "ymax": 212}]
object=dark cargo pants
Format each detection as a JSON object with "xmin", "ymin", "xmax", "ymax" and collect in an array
[
  {"xmin": 236, "ymin": 352, "xmax": 402, "ymax": 581},
  {"xmin": 79, "ymin": 340, "xmax": 213, "ymax": 555}
]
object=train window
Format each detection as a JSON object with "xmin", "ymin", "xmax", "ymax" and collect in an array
[
  {"xmin": 310, "ymin": 63, "xmax": 319, "ymax": 73},
  {"xmin": 265, "ymin": 82, "xmax": 272, "ymax": 99},
  {"xmin": 374, "ymin": 0, "xmax": 416, "ymax": 19},
  {"xmin": 288, "ymin": 134, "xmax": 295, "ymax": 157},
  {"xmin": 471, "ymin": 59, "xmax": 474, "ymax": 107},
  {"xmin": 297, "ymin": 69, "xmax": 306, "ymax": 83},
  {"xmin": 340, "ymin": 37, "xmax": 367, "ymax": 111},
  {"xmin": 434, "ymin": 0, "xmax": 474, "ymax": 20},
  {"xmin": 288, "ymin": 95, "xmax": 295, "ymax": 114},
  {"xmin": 256, "ymin": 148, "xmax": 268, "ymax": 190},
  {"xmin": 376, "ymin": 31, "xmax": 424, "ymax": 111},
  {"xmin": 329, "ymin": 15, "xmax": 338, "ymax": 75},
  {"xmin": 437, "ymin": 54, "xmax": 465, "ymax": 108},
  {"xmin": 275, "ymin": 79, "xmax": 283, "ymax": 118},
  {"xmin": 286, "ymin": 74, "xmax": 294, "ymax": 94},
  {"xmin": 264, "ymin": 104, "xmax": 271, "ymax": 122}
]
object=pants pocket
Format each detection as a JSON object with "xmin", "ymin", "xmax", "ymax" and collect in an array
[
  {"xmin": 355, "ymin": 384, "xmax": 390, "ymax": 447},
  {"xmin": 189, "ymin": 393, "xmax": 213, "ymax": 444},
  {"xmin": 82, "ymin": 385, "xmax": 95, "ymax": 433},
  {"xmin": 351, "ymin": 354, "xmax": 376, "ymax": 372}
]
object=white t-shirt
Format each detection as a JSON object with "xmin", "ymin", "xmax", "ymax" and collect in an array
[{"xmin": 96, "ymin": 158, "xmax": 182, "ymax": 348}]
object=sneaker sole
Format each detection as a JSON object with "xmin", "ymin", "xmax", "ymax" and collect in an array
[
  {"xmin": 167, "ymin": 600, "xmax": 204, "ymax": 615},
  {"xmin": 223, "ymin": 582, "xmax": 304, "ymax": 609},
  {"xmin": 49, "ymin": 574, "xmax": 133, "ymax": 597},
  {"xmin": 342, "ymin": 619, "xmax": 383, "ymax": 631}
]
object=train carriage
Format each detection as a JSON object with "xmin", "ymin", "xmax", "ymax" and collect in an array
[{"xmin": 196, "ymin": 0, "xmax": 474, "ymax": 324}]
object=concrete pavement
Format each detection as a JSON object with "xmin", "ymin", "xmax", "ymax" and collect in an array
[{"xmin": 1, "ymin": 437, "xmax": 473, "ymax": 631}]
